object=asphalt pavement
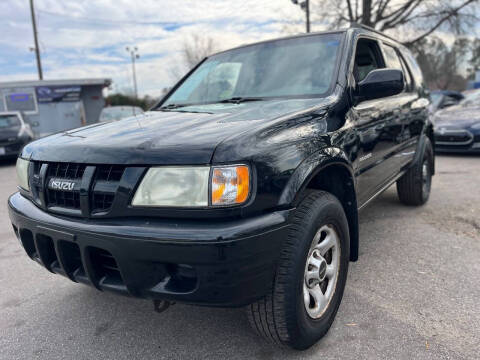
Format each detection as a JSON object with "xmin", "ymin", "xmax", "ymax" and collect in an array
[{"xmin": 1, "ymin": 154, "xmax": 479, "ymax": 360}]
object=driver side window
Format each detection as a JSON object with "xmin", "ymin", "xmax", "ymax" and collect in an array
[{"xmin": 353, "ymin": 39, "xmax": 384, "ymax": 82}]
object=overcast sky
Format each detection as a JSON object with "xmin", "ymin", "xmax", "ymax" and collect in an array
[{"xmin": 0, "ymin": 0, "xmax": 306, "ymax": 97}]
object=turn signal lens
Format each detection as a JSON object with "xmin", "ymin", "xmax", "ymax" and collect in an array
[{"xmin": 211, "ymin": 165, "xmax": 250, "ymax": 206}]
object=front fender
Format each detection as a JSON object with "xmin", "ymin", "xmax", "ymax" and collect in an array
[
  {"xmin": 278, "ymin": 147, "xmax": 359, "ymax": 261},
  {"xmin": 278, "ymin": 147, "xmax": 353, "ymax": 206}
]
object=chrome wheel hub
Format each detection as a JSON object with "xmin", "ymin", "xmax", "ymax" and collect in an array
[{"xmin": 303, "ymin": 224, "xmax": 340, "ymax": 319}]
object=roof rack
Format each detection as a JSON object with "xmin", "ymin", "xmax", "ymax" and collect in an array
[{"xmin": 349, "ymin": 23, "xmax": 399, "ymax": 43}]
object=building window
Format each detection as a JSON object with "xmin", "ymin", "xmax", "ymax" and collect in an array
[{"xmin": 3, "ymin": 90, "xmax": 38, "ymax": 114}]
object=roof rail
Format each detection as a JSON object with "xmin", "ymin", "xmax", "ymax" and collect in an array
[{"xmin": 349, "ymin": 22, "xmax": 399, "ymax": 43}]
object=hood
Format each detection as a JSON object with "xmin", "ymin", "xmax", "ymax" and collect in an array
[
  {"xmin": 434, "ymin": 104, "xmax": 480, "ymax": 128},
  {"xmin": 22, "ymin": 98, "xmax": 329, "ymax": 165}
]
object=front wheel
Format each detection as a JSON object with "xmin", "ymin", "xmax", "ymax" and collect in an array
[{"xmin": 246, "ymin": 191, "xmax": 349, "ymax": 350}]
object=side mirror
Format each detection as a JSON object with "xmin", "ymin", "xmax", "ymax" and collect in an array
[{"xmin": 356, "ymin": 69, "xmax": 404, "ymax": 101}]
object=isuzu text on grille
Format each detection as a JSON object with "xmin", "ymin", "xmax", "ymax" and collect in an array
[{"xmin": 48, "ymin": 180, "xmax": 76, "ymax": 191}]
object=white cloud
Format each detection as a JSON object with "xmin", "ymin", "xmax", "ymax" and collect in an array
[{"xmin": 0, "ymin": 0, "xmax": 305, "ymax": 97}]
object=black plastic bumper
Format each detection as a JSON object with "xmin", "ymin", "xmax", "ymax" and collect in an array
[
  {"xmin": 0, "ymin": 138, "xmax": 28, "ymax": 158},
  {"xmin": 8, "ymin": 192, "xmax": 292, "ymax": 307}
]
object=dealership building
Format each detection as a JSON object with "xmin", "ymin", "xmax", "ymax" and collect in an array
[{"xmin": 0, "ymin": 78, "xmax": 111, "ymax": 138}]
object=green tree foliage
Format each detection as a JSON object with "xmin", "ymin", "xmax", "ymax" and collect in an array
[{"xmin": 105, "ymin": 93, "xmax": 158, "ymax": 110}]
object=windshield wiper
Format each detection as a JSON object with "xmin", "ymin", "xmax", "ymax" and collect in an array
[
  {"xmin": 217, "ymin": 97, "xmax": 265, "ymax": 104},
  {"xmin": 157, "ymin": 103, "xmax": 189, "ymax": 110},
  {"xmin": 156, "ymin": 97, "xmax": 264, "ymax": 110}
]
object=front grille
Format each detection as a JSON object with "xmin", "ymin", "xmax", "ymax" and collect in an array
[
  {"xmin": 435, "ymin": 129, "xmax": 473, "ymax": 145},
  {"xmin": 48, "ymin": 162, "xmax": 86, "ymax": 179},
  {"xmin": 91, "ymin": 165, "xmax": 125, "ymax": 213},
  {"xmin": 92, "ymin": 193, "xmax": 115, "ymax": 213},
  {"xmin": 46, "ymin": 163, "xmax": 85, "ymax": 210},
  {"xmin": 95, "ymin": 165, "xmax": 124, "ymax": 182},
  {"xmin": 32, "ymin": 162, "xmax": 126, "ymax": 217}
]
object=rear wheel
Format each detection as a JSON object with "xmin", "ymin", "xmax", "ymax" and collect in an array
[
  {"xmin": 396, "ymin": 137, "xmax": 433, "ymax": 206},
  {"xmin": 246, "ymin": 191, "xmax": 349, "ymax": 350}
]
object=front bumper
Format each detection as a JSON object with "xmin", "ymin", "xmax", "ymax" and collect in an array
[
  {"xmin": 434, "ymin": 129, "xmax": 480, "ymax": 153},
  {"xmin": 0, "ymin": 138, "xmax": 29, "ymax": 158},
  {"xmin": 8, "ymin": 192, "xmax": 291, "ymax": 307}
]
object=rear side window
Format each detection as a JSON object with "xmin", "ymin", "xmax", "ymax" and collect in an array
[
  {"xmin": 382, "ymin": 44, "xmax": 402, "ymax": 70},
  {"xmin": 398, "ymin": 55, "xmax": 414, "ymax": 91},
  {"xmin": 383, "ymin": 44, "xmax": 416, "ymax": 92},
  {"xmin": 400, "ymin": 48, "xmax": 424, "ymax": 89}
]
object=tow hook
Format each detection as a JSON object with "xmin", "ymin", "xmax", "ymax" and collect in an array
[{"xmin": 153, "ymin": 300, "xmax": 174, "ymax": 313}]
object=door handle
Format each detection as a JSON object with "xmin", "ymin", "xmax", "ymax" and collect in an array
[{"xmin": 374, "ymin": 123, "xmax": 385, "ymax": 131}]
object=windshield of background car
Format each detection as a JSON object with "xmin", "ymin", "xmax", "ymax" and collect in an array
[
  {"xmin": 163, "ymin": 33, "xmax": 344, "ymax": 106},
  {"xmin": 460, "ymin": 90, "xmax": 480, "ymax": 107},
  {"xmin": 430, "ymin": 93, "xmax": 442, "ymax": 107},
  {"xmin": 0, "ymin": 114, "xmax": 21, "ymax": 129}
]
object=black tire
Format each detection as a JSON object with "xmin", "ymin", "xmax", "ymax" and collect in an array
[
  {"xmin": 396, "ymin": 137, "xmax": 433, "ymax": 206},
  {"xmin": 246, "ymin": 191, "xmax": 350, "ymax": 350}
]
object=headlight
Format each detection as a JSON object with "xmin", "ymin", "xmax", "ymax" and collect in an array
[
  {"xmin": 471, "ymin": 122, "xmax": 480, "ymax": 130},
  {"xmin": 211, "ymin": 165, "xmax": 250, "ymax": 206},
  {"xmin": 16, "ymin": 158, "xmax": 30, "ymax": 191},
  {"xmin": 131, "ymin": 164, "xmax": 251, "ymax": 207},
  {"xmin": 132, "ymin": 167, "xmax": 210, "ymax": 207}
]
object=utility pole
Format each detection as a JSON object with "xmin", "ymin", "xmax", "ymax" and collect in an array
[
  {"xmin": 29, "ymin": 0, "xmax": 43, "ymax": 80},
  {"xmin": 126, "ymin": 46, "xmax": 140, "ymax": 98},
  {"xmin": 305, "ymin": 0, "xmax": 310, "ymax": 33},
  {"xmin": 292, "ymin": 0, "xmax": 311, "ymax": 33}
]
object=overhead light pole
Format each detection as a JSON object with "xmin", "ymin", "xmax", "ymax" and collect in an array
[
  {"xmin": 291, "ymin": 0, "xmax": 311, "ymax": 33},
  {"xmin": 126, "ymin": 46, "xmax": 140, "ymax": 98},
  {"xmin": 29, "ymin": 0, "xmax": 43, "ymax": 79}
]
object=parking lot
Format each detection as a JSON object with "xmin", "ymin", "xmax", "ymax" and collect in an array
[{"xmin": 0, "ymin": 154, "xmax": 479, "ymax": 360}]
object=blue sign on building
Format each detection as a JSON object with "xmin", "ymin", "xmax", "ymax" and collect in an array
[{"xmin": 36, "ymin": 86, "xmax": 82, "ymax": 103}]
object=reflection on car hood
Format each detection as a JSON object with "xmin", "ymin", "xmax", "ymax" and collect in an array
[
  {"xmin": 22, "ymin": 98, "xmax": 333, "ymax": 165},
  {"xmin": 434, "ymin": 104, "xmax": 480, "ymax": 128}
]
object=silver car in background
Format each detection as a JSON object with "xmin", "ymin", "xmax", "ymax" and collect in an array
[{"xmin": 0, "ymin": 111, "xmax": 34, "ymax": 158}]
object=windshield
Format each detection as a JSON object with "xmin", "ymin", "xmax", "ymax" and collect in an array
[
  {"xmin": 99, "ymin": 107, "xmax": 143, "ymax": 122},
  {"xmin": 460, "ymin": 90, "xmax": 480, "ymax": 107},
  {"xmin": 0, "ymin": 114, "xmax": 21, "ymax": 129},
  {"xmin": 430, "ymin": 93, "xmax": 442, "ymax": 107},
  {"xmin": 162, "ymin": 33, "xmax": 343, "ymax": 107}
]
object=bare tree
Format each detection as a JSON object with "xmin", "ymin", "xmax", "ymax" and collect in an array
[
  {"xmin": 468, "ymin": 38, "xmax": 480, "ymax": 75},
  {"xmin": 168, "ymin": 34, "xmax": 218, "ymax": 83},
  {"xmin": 181, "ymin": 34, "xmax": 218, "ymax": 70},
  {"xmin": 411, "ymin": 36, "xmax": 471, "ymax": 90},
  {"xmin": 290, "ymin": 0, "xmax": 479, "ymax": 46}
]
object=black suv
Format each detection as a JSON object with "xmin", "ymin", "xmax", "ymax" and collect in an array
[{"xmin": 8, "ymin": 26, "xmax": 434, "ymax": 350}]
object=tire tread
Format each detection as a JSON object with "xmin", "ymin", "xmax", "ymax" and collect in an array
[
  {"xmin": 397, "ymin": 137, "xmax": 433, "ymax": 206},
  {"xmin": 246, "ymin": 191, "xmax": 341, "ymax": 347}
]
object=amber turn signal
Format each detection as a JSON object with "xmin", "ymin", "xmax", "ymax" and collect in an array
[{"xmin": 211, "ymin": 165, "xmax": 250, "ymax": 205}]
